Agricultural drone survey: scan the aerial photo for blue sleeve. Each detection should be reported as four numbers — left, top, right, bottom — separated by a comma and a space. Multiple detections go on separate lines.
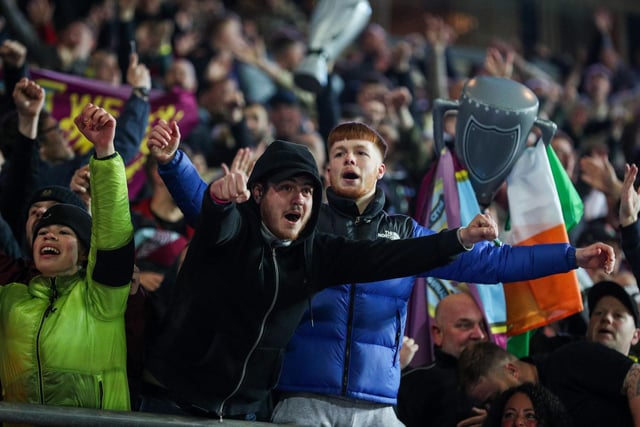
157, 150, 208, 226
114, 94, 150, 164
410, 220, 577, 283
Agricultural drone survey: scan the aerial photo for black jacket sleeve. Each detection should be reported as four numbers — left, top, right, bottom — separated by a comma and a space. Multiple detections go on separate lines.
0, 133, 39, 249
621, 220, 640, 284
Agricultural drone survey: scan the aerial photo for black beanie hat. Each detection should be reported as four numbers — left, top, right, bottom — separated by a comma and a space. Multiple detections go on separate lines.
32, 204, 92, 251
28, 185, 87, 212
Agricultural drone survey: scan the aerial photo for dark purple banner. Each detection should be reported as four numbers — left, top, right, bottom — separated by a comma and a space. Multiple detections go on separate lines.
30, 68, 199, 198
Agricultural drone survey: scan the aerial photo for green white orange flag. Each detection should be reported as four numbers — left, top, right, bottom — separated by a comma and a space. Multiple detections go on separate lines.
503, 141, 584, 337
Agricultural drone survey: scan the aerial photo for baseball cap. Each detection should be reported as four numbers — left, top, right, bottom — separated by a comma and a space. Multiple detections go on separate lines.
588, 280, 640, 327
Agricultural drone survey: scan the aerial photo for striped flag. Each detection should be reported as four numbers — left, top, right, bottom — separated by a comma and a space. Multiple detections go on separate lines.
503, 141, 583, 337
407, 147, 507, 366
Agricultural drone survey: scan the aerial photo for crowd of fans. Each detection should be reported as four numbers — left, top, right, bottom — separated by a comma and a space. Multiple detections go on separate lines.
1, 0, 640, 425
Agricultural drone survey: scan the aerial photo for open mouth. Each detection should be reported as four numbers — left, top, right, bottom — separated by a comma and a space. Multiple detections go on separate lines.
597, 328, 614, 337
40, 246, 60, 255
343, 172, 360, 180
285, 212, 301, 222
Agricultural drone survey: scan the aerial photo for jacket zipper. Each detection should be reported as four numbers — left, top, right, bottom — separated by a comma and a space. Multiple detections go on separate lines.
341, 284, 357, 395
217, 247, 280, 420
36, 278, 58, 404
98, 377, 104, 409
393, 310, 401, 366
341, 215, 370, 394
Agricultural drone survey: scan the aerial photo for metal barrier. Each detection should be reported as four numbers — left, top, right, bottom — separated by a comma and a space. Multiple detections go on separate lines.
0, 402, 281, 426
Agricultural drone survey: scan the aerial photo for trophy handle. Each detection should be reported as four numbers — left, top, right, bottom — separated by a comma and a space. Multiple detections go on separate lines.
534, 118, 558, 146
433, 98, 459, 155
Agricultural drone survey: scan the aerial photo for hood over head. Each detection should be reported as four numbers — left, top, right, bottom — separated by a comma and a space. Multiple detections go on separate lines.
247, 139, 323, 238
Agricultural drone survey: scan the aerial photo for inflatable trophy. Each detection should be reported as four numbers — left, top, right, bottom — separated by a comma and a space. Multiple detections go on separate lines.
432, 76, 557, 207
294, 0, 372, 93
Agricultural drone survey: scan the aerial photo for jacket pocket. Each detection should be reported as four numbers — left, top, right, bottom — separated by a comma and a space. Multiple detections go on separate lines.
39, 370, 105, 408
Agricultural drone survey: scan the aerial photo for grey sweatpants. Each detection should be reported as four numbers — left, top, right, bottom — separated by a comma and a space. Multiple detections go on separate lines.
271, 394, 406, 427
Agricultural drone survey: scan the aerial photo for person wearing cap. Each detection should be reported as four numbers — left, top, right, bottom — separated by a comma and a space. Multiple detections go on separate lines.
144, 119, 616, 424
587, 280, 640, 357
0, 104, 134, 411
141, 125, 502, 421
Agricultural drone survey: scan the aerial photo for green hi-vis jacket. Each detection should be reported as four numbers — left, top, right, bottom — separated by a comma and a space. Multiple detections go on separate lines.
0, 153, 134, 411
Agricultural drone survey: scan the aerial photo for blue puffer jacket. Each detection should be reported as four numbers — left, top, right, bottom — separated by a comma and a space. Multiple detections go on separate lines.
158, 150, 578, 405
276, 187, 576, 404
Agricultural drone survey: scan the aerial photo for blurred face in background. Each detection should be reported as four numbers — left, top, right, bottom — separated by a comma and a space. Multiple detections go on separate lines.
551, 134, 576, 182
165, 59, 197, 92
38, 115, 74, 163
59, 21, 95, 59
244, 103, 271, 143
90, 50, 121, 86
269, 103, 302, 140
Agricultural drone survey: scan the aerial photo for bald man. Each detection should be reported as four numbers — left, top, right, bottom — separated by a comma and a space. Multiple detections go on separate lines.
397, 292, 489, 427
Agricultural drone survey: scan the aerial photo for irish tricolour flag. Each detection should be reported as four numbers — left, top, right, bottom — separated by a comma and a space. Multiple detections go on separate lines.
503, 141, 583, 337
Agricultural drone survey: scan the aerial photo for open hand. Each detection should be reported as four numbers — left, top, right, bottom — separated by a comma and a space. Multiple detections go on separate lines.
209, 165, 250, 204
619, 164, 640, 227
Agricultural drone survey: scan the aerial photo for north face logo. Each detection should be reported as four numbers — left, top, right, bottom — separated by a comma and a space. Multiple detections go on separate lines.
377, 230, 400, 240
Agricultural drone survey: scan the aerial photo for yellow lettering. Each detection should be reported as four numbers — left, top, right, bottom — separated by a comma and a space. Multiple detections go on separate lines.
64, 93, 125, 154
35, 78, 67, 112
